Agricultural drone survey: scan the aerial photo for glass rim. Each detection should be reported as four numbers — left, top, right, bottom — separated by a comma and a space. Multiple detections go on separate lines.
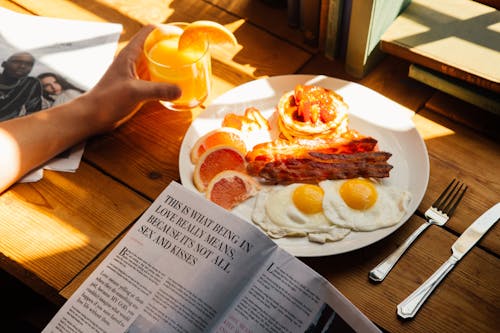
143, 22, 210, 69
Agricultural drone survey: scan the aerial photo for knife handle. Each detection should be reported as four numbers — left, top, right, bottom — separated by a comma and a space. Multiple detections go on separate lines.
397, 256, 458, 319
369, 222, 430, 282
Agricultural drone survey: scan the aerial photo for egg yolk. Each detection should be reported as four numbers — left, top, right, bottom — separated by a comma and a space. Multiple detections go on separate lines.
339, 179, 378, 210
292, 184, 324, 214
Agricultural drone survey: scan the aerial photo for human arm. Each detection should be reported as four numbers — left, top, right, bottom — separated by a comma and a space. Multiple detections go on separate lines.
0, 25, 181, 193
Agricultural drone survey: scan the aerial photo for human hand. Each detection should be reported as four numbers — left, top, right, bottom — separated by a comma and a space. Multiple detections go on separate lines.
84, 25, 181, 133
0, 25, 182, 192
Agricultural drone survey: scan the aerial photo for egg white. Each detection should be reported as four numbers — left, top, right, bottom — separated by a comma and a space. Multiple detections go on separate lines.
319, 179, 412, 231
251, 184, 350, 243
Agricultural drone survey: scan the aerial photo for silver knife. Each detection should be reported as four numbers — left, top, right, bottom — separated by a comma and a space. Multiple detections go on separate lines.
397, 202, 500, 319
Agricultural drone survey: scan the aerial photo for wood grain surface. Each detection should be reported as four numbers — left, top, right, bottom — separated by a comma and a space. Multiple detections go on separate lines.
1, 1, 499, 332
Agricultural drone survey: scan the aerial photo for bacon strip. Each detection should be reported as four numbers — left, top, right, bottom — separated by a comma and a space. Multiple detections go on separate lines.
247, 152, 393, 184
246, 134, 378, 163
245, 133, 393, 184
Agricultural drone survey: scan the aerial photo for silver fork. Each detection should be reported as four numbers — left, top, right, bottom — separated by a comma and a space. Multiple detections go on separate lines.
369, 179, 467, 282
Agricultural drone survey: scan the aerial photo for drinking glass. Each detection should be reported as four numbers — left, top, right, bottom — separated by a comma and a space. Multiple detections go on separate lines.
143, 23, 212, 111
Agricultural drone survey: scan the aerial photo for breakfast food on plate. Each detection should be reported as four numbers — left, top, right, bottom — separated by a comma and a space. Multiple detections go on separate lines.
243, 84, 393, 184
251, 179, 411, 242
248, 150, 392, 184
190, 108, 270, 207
190, 127, 247, 164
251, 183, 351, 243
222, 107, 271, 132
247, 131, 378, 160
222, 107, 274, 150
319, 178, 411, 231
193, 146, 246, 192
206, 170, 260, 210
246, 134, 393, 184
188, 83, 409, 243
278, 84, 349, 140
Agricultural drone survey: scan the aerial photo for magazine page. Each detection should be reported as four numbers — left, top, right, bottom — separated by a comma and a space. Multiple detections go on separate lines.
43, 181, 379, 333
0, 8, 122, 180
43, 181, 279, 333
211, 249, 380, 333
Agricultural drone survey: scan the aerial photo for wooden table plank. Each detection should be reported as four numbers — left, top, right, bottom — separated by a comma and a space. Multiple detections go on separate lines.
425, 91, 500, 141
0, 0, 30, 12
93, 0, 173, 25
13, 0, 313, 73
303, 215, 500, 333
0, 163, 150, 298
12, 0, 123, 22
413, 110, 500, 255
2, 2, 498, 333
206, 0, 310, 52
85, 103, 192, 199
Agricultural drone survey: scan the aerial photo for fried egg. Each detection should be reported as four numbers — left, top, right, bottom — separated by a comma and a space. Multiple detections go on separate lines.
251, 183, 351, 243
319, 178, 411, 231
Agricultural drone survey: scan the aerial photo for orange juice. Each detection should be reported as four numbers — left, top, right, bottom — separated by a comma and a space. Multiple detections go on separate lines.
144, 24, 211, 111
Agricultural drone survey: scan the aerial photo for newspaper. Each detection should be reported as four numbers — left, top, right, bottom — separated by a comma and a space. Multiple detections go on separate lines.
43, 182, 380, 333
0, 8, 122, 182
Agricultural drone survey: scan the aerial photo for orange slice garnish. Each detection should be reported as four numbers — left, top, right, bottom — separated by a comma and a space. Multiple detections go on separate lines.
178, 20, 237, 50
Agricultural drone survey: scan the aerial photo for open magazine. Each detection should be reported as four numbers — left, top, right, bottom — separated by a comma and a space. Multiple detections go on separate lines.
43, 182, 381, 333
0, 8, 122, 182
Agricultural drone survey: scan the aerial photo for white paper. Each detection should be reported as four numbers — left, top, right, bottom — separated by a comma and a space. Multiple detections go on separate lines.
0, 8, 122, 90
0, 8, 122, 181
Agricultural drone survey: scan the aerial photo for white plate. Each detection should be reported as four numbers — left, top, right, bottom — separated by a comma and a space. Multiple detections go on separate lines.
179, 75, 429, 257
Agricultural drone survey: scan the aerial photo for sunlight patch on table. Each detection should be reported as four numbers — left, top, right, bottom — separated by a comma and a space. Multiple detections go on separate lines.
100, 0, 173, 24
0, 191, 90, 263
413, 113, 455, 140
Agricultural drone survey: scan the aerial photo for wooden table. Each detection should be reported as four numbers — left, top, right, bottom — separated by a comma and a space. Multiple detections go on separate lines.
1, 1, 499, 332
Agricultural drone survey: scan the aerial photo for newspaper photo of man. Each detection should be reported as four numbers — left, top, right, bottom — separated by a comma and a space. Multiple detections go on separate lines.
0, 51, 46, 121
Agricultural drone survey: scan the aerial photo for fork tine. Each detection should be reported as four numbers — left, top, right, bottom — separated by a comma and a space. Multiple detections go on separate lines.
444, 183, 467, 216
439, 180, 460, 211
433, 178, 458, 209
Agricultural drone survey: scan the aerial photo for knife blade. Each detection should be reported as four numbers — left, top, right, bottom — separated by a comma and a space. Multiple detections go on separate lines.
397, 202, 500, 319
